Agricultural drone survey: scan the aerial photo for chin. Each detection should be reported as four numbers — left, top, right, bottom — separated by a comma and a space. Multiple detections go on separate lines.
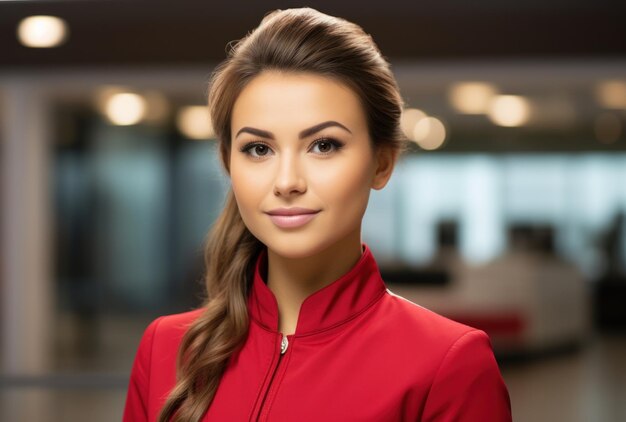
261, 236, 338, 260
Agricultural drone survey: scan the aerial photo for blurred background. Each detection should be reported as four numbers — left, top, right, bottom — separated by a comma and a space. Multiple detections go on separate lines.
1, 1, 626, 421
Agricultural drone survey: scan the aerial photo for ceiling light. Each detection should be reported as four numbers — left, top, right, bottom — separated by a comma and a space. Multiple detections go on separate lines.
400, 108, 427, 141
595, 80, 626, 109
448, 82, 498, 114
104, 93, 147, 126
413, 116, 447, 150
176, 106, 214, 140
487, 95, 531, 127
17, 15, 68, 48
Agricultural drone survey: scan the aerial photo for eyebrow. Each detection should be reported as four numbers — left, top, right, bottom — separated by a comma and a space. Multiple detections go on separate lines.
235, 120, 352, 140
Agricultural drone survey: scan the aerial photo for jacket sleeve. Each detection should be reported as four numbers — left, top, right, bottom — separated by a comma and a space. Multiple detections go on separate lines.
422, 329, 512, 422
123, 316, 163, 422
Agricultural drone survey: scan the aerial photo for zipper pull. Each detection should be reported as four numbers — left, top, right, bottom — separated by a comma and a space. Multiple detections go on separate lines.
280, 334, 289, 355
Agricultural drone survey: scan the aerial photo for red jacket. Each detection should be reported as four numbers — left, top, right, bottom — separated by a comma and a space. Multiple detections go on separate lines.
124, 243, 512, 421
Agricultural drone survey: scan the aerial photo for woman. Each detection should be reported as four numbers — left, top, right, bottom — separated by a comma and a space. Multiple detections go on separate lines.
123, 7, 512, 422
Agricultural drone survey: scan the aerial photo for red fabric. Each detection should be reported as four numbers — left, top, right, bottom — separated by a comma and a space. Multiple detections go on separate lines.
123, 243, 512, 421
446, 313, 526, 336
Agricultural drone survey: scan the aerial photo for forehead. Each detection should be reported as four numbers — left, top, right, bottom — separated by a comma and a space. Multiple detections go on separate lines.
231, 71, 367, 136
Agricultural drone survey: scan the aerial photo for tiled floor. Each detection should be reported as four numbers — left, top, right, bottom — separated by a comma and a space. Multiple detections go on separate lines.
1, 316, 625, 422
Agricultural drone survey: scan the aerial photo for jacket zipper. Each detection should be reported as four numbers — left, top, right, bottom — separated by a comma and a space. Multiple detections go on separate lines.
254, 333, 290, 421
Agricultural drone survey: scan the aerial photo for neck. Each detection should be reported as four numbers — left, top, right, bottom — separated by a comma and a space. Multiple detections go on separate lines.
266, 230, 364, 335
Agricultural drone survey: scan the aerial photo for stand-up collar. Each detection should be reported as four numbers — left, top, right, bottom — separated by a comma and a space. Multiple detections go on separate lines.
247, 243, 386, 336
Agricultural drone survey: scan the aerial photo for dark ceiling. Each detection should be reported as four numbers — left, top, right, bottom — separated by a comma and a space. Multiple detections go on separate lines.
1, 0, 626, 69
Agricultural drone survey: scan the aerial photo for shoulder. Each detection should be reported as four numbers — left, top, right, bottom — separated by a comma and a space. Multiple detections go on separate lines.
151, 308, 205, 332
372, 289, 504, 379
358, 288, 495, 369
377, 290, 511, 420
145, 308, 205, 345
124, 308, 205, 421
379, 288, 479, 345
137, 310, 205, 387
132, 308, 205, 365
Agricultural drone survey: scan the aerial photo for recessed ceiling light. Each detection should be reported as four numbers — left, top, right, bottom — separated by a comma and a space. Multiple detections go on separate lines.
17, 15, 68, 48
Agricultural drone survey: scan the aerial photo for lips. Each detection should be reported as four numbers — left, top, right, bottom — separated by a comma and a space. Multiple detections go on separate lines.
266, 207, 319, 216
265, 208, 320, 228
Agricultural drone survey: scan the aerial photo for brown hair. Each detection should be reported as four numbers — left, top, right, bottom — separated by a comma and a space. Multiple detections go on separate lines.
158, 7, 406, 421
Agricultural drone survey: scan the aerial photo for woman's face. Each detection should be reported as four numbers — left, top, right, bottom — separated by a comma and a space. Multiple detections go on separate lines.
229, 71, 394, 259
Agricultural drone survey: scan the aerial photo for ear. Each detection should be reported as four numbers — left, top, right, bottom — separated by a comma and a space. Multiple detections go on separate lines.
371, 146, 397, 190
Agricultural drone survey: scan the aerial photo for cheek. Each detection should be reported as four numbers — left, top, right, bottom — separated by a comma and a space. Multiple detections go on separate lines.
230, 160, 277, 242
230, 161, 266, 211
231, 153, 270, 185
311, 157, 373, 207
231, 172, 264, 238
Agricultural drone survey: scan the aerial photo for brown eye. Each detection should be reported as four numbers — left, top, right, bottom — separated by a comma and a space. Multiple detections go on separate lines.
240, 142, 273, 159
317, 141, 332, 153
254, 145, 269, 156
310, 138, 344, 155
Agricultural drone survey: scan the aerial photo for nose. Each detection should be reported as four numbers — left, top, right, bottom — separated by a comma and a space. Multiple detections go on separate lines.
273, 152, 306, 197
